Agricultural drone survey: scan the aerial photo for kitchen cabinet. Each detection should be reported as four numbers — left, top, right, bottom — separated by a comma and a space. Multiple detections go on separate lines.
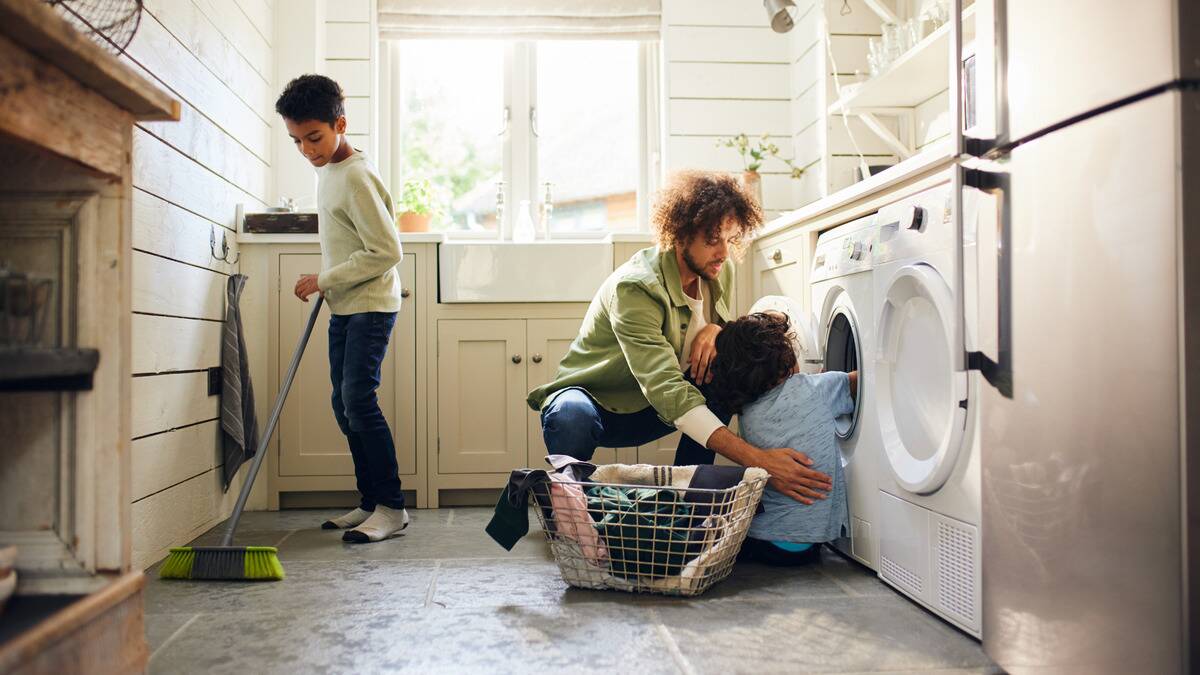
437, 317, 590, 474
274, 252, 420, 480
752, 231, 812, 313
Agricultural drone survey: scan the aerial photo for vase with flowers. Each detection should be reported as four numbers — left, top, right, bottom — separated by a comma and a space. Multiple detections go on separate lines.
715, 133, 805, 206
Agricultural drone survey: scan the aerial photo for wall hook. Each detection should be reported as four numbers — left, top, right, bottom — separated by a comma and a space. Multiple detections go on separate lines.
210, 226, 239, 264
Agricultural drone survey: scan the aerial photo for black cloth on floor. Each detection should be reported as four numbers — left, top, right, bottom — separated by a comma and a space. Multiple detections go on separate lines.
486, 469, 551, 551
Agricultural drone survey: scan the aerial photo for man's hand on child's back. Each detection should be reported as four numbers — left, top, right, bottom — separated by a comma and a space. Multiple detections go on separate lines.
294, 274, 322, 301
757, 447, 833, 505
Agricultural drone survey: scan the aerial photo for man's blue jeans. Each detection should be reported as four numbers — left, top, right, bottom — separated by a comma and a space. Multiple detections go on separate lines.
539, 378, 733, 466
328, 311, 405, 511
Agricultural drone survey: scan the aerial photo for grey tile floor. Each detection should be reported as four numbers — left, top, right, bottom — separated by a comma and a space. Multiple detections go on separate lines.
144, 507, 999, 675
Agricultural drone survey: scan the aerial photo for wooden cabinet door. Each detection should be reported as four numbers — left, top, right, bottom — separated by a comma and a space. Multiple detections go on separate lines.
753, 233, 810, 312
638, 430, 682, 466
437, 319, 527, 474
525, 318, 583, 466
277, 253, 398, 476
393, 254, 418, 475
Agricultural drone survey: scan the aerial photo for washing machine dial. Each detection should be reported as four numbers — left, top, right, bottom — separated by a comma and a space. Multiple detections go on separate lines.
902, 205, 925, 231
848, 240, 864, 260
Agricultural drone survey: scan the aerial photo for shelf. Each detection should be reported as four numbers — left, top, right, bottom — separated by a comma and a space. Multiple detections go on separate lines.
0, 0, 178, 121
0, 347, 99, 391
829, 4, 976, 114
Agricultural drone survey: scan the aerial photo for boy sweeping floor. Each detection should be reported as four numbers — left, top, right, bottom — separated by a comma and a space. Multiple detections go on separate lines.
275, 74, 409, 543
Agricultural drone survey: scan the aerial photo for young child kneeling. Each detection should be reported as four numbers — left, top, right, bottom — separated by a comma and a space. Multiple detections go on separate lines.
710, 312, 858, 566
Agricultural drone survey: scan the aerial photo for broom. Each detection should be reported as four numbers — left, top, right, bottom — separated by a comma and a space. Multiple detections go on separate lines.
161, 295, 325, 581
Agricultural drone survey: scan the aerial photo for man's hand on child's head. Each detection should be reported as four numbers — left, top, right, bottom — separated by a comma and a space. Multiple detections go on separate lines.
294, 274, 321, 301
688, 324, 722, 384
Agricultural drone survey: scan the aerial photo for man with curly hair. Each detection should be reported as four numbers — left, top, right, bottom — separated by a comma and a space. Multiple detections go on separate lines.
527, 171, 833, 504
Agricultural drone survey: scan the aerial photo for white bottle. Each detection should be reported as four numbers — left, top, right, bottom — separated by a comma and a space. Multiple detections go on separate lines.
513, 199, 536, 243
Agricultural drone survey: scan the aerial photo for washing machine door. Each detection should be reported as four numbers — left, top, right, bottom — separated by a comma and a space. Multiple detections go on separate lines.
819, 290, 862, 441
876, 263, 968, 494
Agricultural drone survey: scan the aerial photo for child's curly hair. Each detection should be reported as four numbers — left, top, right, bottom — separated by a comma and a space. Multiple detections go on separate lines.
275, 74, 345, 125
650, 171, 763, 258
711, 312, 797, 414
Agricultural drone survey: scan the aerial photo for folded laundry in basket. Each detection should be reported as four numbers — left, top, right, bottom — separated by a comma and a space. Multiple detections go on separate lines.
548, 478, 608, 563
585, 486, 703, 580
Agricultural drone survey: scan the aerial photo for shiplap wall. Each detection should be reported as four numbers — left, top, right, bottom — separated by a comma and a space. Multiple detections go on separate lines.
123, 0, 274, 569
661, 0, 911, 215
662, 0, 799, 221
324, 0, 376, 158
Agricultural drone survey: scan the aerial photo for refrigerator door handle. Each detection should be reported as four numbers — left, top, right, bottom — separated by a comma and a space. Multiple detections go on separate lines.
964, 167, 1013, 398
952, 0, 968, 374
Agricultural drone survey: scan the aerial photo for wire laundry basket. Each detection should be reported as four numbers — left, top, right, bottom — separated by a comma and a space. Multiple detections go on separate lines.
531, 471, 767, 597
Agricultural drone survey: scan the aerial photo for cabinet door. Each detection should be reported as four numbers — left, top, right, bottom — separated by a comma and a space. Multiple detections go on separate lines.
393, 255, 418, 475
277, 254, 406, 477
525, 318, 582, 466
753, 234, 810, 311
638, 431, 682, 466
437, 319, 527, 474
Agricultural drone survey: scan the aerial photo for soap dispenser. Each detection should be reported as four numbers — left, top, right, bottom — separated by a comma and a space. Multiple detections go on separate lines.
513, 199, 536, 243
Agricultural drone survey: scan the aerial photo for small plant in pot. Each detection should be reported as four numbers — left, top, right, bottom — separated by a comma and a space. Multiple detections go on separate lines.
398, 178, 439, 232
715, 133, 805, 206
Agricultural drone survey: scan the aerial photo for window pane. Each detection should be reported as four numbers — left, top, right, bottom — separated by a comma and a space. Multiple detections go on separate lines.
397, 41, 504, 233
536, 41, 639, 234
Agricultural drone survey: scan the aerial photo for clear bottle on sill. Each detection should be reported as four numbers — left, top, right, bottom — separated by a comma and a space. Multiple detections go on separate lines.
513, 199, 536, 243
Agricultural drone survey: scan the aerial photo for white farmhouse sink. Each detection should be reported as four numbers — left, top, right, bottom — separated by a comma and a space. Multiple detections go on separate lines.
438, 240, 614, 303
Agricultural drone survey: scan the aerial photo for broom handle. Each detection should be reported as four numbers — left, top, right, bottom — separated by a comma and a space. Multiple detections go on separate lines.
221, 294, 325, 547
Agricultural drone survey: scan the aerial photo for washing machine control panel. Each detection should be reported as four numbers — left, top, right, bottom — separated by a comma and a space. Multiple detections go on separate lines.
873, 185, 958, 265
811, 220, 878, 283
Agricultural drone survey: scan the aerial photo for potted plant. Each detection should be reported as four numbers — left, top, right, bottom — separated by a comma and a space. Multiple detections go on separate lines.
716, 133, 805, 205
398, 178, 438, 232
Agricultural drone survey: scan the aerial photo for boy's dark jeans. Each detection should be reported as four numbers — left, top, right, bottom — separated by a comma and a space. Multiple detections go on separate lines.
328, 311, 404, 511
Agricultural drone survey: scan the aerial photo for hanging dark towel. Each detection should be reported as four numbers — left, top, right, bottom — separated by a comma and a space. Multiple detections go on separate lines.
220, 274, 258, 491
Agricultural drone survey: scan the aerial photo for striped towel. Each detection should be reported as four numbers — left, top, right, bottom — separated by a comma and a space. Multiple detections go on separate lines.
220, 274, 258, 491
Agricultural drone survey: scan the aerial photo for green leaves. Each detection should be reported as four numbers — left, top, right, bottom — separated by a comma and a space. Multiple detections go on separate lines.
400, 178, 441, 217
714, 133, 806, 179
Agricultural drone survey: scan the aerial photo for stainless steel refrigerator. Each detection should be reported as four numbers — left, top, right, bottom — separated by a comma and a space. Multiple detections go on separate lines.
953, 1, 1200, 672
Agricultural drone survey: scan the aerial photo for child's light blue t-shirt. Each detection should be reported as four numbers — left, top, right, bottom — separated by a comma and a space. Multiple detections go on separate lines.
739, 371, 855, 544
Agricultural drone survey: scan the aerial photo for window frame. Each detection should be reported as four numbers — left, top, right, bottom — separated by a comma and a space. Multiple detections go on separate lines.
380, 38, 661, 240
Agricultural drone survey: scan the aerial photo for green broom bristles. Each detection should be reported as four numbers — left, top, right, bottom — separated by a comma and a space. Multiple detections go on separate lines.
159, 546, 284, 581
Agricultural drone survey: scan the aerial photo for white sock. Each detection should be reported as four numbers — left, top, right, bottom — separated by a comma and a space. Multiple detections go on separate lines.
343, 505, 409, 543
321, 507, 373, 530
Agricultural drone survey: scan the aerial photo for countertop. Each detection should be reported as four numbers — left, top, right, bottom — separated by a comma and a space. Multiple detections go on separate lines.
236, 230, 654, 245
755, 140, 954, 241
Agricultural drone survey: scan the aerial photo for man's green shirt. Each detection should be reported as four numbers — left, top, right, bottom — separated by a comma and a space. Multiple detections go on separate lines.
526, 246, 734, 425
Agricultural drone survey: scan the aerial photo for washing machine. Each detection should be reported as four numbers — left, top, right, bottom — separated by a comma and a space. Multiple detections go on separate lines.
872, 180, 985, 637
809, 213, 882, 571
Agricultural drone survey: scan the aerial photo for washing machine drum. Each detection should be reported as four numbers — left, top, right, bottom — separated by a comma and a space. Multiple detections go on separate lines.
822, 310, 860, 440
749, 295, 819, 373
876, 263, 968, 495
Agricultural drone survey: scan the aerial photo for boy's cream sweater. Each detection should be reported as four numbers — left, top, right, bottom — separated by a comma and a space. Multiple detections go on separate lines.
315, 152, 403, 315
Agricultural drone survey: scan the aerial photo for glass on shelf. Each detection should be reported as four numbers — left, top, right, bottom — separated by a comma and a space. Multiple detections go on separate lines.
868, 36, 884, 77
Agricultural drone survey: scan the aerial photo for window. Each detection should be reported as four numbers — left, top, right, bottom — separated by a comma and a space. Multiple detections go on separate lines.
391, 40, 654, 237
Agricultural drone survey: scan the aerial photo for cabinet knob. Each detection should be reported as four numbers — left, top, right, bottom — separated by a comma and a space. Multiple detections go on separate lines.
401, 288, 411, 298
531, 354, 543, 363
772, 248, 783, 263
512, 354, 522, 364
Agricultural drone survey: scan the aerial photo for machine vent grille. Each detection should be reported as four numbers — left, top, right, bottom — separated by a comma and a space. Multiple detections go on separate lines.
881, 555, 922, 594
935, 520, 976, 622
